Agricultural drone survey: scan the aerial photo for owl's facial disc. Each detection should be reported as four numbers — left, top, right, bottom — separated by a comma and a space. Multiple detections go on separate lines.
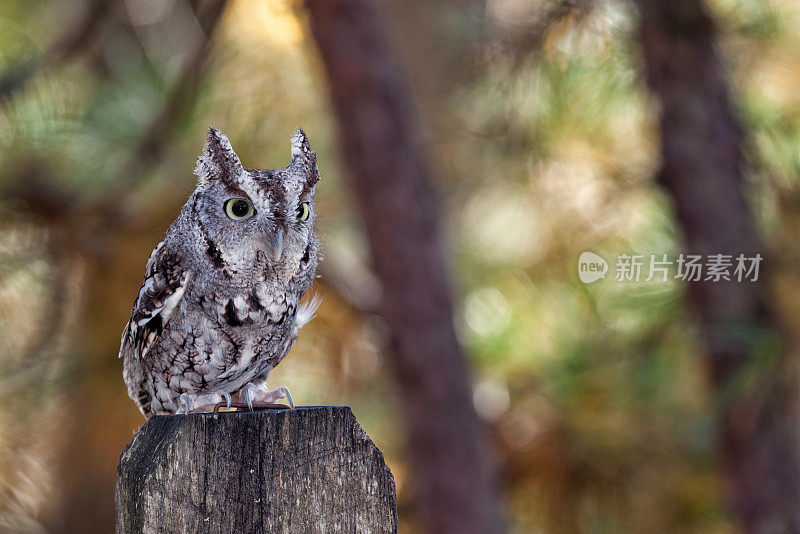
192, 128, 318, 279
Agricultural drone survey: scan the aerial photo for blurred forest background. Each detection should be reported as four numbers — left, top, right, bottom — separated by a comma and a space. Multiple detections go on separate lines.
1, 0, 799, 532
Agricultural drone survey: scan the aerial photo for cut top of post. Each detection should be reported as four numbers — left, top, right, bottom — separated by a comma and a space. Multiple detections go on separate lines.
116, 406, 397, 534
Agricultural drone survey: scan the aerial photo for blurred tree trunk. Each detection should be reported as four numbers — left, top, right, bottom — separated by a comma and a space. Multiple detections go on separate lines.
304, 1, 505, 533
635, 1, 800, 531
383, 0, 485, 135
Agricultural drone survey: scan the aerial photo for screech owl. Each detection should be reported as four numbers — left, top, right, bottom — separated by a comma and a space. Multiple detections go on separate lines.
120, 128, 320, 419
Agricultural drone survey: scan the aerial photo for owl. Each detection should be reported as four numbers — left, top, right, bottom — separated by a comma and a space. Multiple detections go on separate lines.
119, 128, 320, 419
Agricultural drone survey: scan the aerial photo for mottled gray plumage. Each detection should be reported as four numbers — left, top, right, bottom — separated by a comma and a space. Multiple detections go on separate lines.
120, 128, 320, 419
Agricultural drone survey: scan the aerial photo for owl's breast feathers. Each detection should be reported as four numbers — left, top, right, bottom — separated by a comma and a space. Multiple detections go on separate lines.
120, 238, 312, 417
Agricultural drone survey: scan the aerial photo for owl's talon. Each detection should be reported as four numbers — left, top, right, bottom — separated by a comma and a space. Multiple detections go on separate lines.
242, 385, 256, 411
177, 392, 190, 415
240, 382, 294, 410
216, 390, 232, 409
276, 386, 294, 409
176, 390, 235, 414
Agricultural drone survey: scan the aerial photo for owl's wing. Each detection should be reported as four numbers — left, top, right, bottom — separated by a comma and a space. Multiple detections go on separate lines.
119, 240, 191, 364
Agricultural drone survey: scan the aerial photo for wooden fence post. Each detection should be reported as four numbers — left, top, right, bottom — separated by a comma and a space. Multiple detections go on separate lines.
116, 406, 397, 533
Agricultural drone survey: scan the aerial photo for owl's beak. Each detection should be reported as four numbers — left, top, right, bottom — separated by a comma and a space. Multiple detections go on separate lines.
263, 227, 284, 262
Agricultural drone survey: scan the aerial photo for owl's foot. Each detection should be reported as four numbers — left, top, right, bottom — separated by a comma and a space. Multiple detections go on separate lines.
175, 390, 232, 415
241, 382, 295, 410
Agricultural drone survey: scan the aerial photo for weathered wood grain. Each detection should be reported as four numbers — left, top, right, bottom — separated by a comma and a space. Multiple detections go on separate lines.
116, 406, 397, 533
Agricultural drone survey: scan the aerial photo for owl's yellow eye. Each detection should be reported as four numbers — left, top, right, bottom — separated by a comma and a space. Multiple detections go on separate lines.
297, 202, 310, 221
224, 198, 254, 220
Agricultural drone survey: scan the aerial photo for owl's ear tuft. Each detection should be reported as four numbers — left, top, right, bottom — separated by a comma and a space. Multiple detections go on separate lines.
289, 128, 320, 188
195, 127, 245, 186
290, 128, 312, 161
